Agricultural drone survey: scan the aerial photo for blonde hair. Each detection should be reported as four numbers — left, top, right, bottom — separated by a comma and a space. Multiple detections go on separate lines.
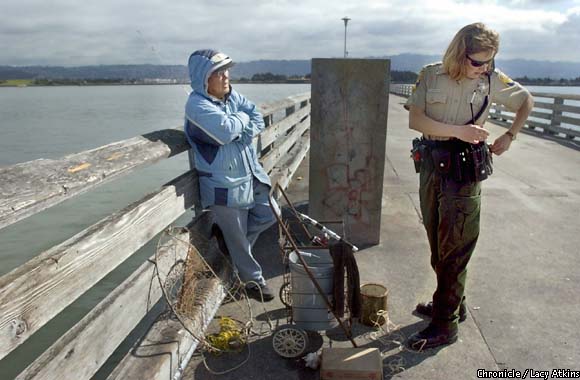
442, 22, 499, 80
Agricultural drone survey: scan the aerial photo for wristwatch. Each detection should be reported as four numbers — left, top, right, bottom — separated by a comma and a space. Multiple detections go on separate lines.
505, 131, 516, 141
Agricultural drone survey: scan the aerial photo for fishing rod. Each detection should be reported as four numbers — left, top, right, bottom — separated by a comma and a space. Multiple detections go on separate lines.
296, 212, 359, 252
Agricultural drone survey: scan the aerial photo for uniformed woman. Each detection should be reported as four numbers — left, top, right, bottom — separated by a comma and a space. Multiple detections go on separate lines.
405, 22, 533, 350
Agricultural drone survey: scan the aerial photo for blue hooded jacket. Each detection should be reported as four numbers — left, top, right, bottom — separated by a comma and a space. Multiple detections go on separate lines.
184, 50, 271, 209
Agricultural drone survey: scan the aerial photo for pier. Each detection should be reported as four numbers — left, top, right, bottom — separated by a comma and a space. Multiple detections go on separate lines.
183, 92, 580, 379
1, 77, 579, 379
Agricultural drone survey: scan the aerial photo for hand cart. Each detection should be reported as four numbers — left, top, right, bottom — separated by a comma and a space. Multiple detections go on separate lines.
268, 183, 359, 358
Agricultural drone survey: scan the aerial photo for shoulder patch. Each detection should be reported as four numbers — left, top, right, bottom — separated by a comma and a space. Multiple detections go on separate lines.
498, 71, 515, 87
413, 70, 424, 93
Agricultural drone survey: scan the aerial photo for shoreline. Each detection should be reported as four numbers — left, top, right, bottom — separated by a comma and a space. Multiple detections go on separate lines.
2, 80, 580, 88
0, 80, 312, 87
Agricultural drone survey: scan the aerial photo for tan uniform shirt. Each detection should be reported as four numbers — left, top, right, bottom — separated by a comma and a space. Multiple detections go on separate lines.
405, 62, 530, 140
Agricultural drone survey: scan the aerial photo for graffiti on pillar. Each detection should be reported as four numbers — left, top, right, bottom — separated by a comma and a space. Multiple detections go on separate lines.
309, 60, 389, 245
321, 144, 377, 226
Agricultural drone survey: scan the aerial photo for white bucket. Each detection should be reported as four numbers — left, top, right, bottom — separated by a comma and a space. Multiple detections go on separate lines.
289, 250, 338, 331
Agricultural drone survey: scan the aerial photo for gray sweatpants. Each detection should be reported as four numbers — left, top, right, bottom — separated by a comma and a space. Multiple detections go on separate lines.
210, 181, 279, 285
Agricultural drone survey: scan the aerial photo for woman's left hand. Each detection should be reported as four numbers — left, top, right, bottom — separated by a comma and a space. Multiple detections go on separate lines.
490, 133, 512, 155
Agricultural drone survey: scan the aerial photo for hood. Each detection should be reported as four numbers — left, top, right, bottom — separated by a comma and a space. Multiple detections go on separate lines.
188, 49, 234, 98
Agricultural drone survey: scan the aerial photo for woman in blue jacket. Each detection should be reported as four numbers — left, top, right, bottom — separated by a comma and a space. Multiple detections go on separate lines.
184, 49, 277, 301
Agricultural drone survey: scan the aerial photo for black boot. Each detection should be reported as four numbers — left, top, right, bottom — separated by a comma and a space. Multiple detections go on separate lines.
245, 282, 275, 302
415, 301, 467, 322
407, 323, 458, 350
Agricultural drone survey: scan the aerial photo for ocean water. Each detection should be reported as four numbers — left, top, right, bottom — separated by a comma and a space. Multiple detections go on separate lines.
0, 83, 309, 379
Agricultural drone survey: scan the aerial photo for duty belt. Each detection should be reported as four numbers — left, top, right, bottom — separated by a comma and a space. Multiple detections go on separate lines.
411, 138, 493, 183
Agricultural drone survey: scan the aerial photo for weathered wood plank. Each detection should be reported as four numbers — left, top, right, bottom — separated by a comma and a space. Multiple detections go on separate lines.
532, 101, 556, 110
557, 103, 580, 114
107, 212, 231, 380
396, 87, 580, 105
489, 118, 580, 138
531, 92, 580, 101
490, 105, 551, 120
271, 132, 310, 193
529, 111, 553, 120
492, 113, 580, 134
529, 102, 580, 114
560, 115, 580, 127
260, 104, 311, 149
107, 268, 226, 380
494, 113, 514, 121
0, 128, 189, 231
544, 124, 580, 138
490, 117, 571, 134
0, 171, 199, 361
259, 93, 310, 118
261, 116, 311, 173
527, 119, 550, 129
15, 228, 191, 380
108, 316, 194, 380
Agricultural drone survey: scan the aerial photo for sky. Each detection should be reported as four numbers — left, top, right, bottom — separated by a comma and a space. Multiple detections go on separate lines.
1, 0, 580, 66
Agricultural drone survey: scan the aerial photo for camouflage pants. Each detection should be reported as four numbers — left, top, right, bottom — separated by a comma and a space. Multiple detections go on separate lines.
419, 156, 481, 329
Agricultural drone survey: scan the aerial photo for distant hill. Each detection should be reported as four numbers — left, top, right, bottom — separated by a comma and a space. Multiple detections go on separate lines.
233, 60, 311, 79
494, 59, 580, 80
1, 54, 579, 81
0, 65, 189, 81
233, 54, 580, 79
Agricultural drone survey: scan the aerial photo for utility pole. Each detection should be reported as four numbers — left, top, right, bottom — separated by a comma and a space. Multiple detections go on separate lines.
342, 17, 350, 58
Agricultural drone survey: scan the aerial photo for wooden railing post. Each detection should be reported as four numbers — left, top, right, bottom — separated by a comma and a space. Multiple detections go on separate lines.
263, 114, 273, 127
285, 104, 296, 117
549, 97, 564, 135
494, 103, 502, 121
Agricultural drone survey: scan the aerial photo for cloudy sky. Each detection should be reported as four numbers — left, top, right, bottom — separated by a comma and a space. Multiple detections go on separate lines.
1, 0, 580, 66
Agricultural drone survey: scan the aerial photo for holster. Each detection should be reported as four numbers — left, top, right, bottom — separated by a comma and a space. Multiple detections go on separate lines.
411, 138, 424, 173
415, 138, 493, 183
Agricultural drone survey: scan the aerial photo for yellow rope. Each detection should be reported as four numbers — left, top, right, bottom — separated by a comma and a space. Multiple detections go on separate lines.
205, 317, 246, 354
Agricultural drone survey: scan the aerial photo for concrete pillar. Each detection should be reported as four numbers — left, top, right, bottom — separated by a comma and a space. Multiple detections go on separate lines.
309, 59, 390, 247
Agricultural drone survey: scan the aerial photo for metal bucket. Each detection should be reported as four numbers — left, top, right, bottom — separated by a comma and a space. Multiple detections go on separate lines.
360, 283, 388, 326
289, 250, 338, 331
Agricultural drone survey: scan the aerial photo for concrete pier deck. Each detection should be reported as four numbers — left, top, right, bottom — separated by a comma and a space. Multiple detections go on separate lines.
184, 94, 580, 379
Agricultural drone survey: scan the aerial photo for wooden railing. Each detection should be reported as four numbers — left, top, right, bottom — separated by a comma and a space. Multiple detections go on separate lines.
391, 84, 580, 141
390, 83, 414, 98
489, 92, 580, 140
0, 92, 311, 380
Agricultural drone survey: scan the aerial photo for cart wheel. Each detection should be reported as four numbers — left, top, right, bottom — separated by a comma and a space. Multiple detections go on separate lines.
272, 325, 308, 358
279, 281, 292, 307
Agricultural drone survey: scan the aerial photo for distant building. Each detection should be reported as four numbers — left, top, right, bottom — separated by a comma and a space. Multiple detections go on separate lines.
142, 78, 178, 84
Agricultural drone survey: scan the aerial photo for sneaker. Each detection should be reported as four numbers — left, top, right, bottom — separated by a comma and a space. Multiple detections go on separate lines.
415, 301, 467, 322
407, 323, 458, 351
246, 282, 275, 302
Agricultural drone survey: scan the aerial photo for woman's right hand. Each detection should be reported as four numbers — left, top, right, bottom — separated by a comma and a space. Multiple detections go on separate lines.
456, 124, 490, 144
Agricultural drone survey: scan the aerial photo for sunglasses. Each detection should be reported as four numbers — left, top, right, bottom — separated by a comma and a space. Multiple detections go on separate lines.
211, 68, 229, 78
466, 54, 493, 68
